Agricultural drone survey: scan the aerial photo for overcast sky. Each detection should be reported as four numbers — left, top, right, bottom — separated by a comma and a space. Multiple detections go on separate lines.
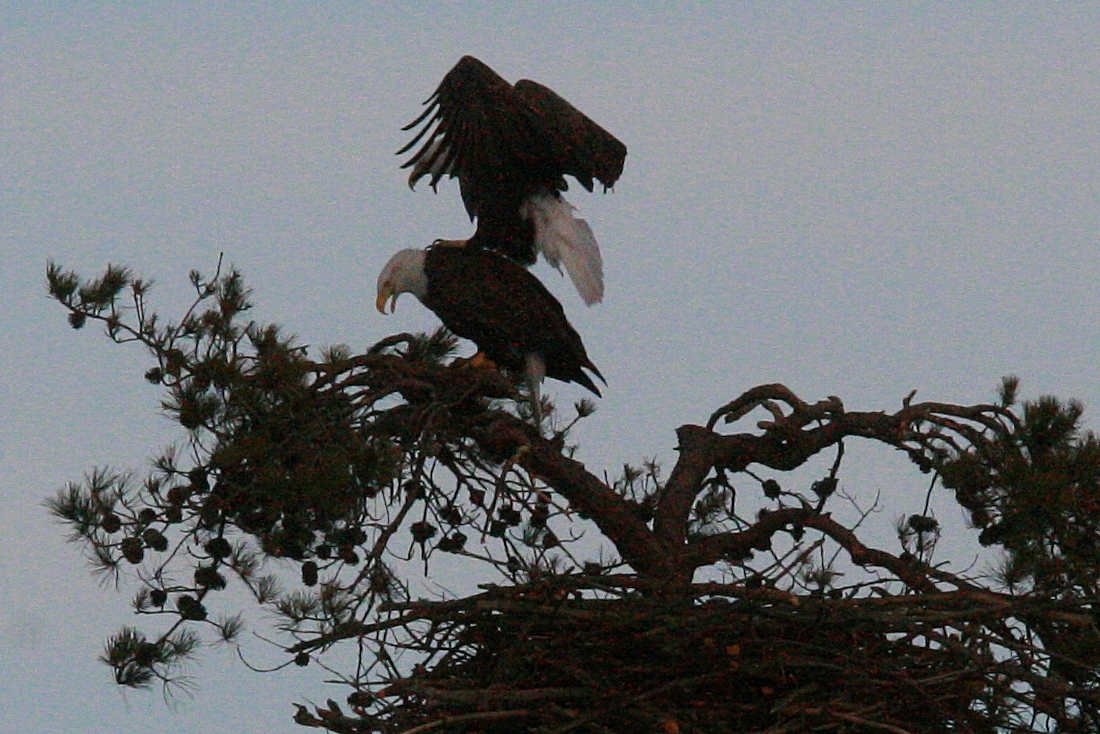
3, 4, 1100, 732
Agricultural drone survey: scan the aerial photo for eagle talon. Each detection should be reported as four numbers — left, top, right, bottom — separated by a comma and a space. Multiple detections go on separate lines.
467, 352, 498, 371
451, 352, 499, 371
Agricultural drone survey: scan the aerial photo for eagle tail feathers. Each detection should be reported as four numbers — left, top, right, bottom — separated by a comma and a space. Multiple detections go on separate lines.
522, 193, 605, 306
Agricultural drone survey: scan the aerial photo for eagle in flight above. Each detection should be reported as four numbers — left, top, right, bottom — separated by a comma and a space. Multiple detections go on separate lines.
397, 55, 628, 306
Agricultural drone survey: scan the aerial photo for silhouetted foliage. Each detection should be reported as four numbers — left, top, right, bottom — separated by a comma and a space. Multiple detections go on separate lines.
48, 263, 1100, 733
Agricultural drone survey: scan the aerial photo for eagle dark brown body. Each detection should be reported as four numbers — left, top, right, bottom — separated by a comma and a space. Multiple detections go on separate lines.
420, 245, 604, 396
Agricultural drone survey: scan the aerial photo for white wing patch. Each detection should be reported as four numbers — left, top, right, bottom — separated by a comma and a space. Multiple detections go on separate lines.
520, 193, 605, 306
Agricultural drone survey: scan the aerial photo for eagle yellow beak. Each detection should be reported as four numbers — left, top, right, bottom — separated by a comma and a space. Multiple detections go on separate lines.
376, 287, 397, 314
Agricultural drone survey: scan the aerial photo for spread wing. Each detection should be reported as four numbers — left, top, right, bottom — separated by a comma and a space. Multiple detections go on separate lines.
398, 56, 626, 218
512, 79, 627, 192
398, 56, 551, 220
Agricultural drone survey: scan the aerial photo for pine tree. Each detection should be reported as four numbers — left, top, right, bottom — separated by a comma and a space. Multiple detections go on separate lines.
48, 262, 1100, 733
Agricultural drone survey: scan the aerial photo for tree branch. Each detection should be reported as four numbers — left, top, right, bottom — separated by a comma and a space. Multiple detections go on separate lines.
687, 507, 939, 592
511, 421, 681, 583
655, 388, 1013, 553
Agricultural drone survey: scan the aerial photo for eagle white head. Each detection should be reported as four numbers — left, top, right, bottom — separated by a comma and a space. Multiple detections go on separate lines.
376, 248, 428, 314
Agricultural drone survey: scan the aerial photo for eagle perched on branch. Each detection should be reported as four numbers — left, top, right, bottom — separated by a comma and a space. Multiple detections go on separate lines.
377, 243, 605, 401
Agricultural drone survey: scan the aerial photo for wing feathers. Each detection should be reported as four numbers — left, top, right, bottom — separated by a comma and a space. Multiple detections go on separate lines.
400, 56, 625, 207
512, 79, 627, 190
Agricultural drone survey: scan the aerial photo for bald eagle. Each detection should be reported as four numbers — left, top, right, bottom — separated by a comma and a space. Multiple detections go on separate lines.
377, 242, 605, 415
398, 55, 627, 306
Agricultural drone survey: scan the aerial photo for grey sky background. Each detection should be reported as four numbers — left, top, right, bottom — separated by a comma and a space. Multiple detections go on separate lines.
3, 4, 1099, 732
